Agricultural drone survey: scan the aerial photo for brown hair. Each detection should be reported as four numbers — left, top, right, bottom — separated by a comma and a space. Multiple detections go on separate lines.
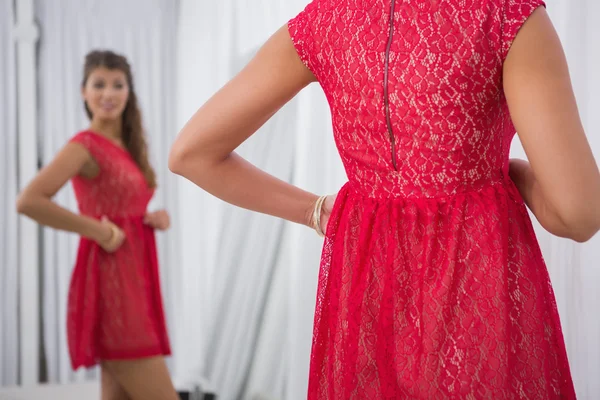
82, 50, 157, 188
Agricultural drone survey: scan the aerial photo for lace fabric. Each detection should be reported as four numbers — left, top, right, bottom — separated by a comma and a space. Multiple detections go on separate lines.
289, 0, 576, 398
66, 131, 170, 369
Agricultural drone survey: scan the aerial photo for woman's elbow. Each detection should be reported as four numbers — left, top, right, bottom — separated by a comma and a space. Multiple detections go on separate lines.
568, 220, 600, 243
559, 208, 600, 243
169, 137, 224, 179
16, 193, 34, 215
168, 141, 191, 176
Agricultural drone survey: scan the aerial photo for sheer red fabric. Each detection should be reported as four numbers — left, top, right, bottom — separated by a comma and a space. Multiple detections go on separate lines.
289, 0, 576, 398
67, 131, 170, 369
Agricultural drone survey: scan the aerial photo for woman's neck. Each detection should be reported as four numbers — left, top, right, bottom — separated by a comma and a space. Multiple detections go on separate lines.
89, 119, 123, 140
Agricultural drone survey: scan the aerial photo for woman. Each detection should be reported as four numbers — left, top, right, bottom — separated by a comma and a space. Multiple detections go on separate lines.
17, 50, 179, 400
170, 0, 600, 398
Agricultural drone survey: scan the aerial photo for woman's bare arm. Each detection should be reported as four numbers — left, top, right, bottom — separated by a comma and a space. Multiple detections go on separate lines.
504, 7, 600, 242
16, 142, 112, 243
169, 26, 320, 227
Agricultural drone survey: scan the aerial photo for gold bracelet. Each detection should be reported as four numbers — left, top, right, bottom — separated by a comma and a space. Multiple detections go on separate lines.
312, 195, 327, 237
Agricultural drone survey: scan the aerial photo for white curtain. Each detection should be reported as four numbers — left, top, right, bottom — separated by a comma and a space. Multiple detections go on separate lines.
175, 2, 345, 399
0, 0, 19, 387
35, 0, 180, 384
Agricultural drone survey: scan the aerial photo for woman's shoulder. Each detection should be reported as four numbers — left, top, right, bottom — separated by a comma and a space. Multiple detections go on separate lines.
69, 130, 98, 145
68, 130, 112, 160
292, 0, 341, 21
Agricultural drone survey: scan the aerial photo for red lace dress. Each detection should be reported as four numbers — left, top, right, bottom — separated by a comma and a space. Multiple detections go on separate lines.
66, 131, 171, 369
288, 0, 576, 398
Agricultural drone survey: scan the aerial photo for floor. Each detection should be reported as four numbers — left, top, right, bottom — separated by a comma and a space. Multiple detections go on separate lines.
0, 382, 99, 400
0, 383, 208, 400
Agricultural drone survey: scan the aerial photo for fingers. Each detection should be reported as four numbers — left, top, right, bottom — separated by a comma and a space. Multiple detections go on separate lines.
144, 211, 170, 230
318, 193, 338, 235
107, 230, 125, 253
324, 194, 337, 213
114, 230, 126, 247
109, 211, 170, 231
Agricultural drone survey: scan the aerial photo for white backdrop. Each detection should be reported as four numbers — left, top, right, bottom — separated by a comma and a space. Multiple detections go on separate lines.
0, 0, 19, 387
34, 0, 180, 384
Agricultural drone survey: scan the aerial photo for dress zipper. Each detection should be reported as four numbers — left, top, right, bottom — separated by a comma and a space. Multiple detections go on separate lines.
384, 0, 399, 171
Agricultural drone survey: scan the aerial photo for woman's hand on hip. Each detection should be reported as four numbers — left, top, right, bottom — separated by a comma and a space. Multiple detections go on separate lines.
144, 209, 171, 231
319, 193, 337, 236
96, 217, 126, 253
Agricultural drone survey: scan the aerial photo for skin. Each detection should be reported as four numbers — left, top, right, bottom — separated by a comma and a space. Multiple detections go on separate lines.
169, 25, 335, 233
505, 8, 600, 242
16, 67, 177, 400
169, 8, 599, 243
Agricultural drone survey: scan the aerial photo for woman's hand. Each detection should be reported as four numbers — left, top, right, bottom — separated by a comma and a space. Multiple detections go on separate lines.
318, 193, 337, 236
96, 216, 126, 253
144, 209, 171, 231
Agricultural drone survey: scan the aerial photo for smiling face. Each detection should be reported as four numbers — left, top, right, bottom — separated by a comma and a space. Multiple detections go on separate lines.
82, 67, 130, 122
